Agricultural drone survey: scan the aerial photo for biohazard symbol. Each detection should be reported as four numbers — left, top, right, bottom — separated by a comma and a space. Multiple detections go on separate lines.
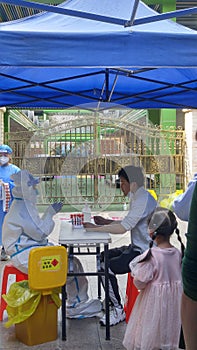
41, 255, 61, 271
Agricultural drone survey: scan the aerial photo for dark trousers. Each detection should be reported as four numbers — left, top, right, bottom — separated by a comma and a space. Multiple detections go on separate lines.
101, 245, 140, 308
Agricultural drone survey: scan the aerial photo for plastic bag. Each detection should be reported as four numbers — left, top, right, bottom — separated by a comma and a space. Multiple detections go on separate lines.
159, 190, 183, 210
3, 281, 61, 328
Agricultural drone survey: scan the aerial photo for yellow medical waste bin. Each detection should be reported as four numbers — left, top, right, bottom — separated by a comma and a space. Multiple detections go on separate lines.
4, 246, 68, 346
15, 294, 58, 346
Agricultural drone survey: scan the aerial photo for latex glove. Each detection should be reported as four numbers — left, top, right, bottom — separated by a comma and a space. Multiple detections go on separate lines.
51, 202, 63, 213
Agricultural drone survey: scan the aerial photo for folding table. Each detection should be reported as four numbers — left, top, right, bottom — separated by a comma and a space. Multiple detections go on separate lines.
59, 221, 112, 341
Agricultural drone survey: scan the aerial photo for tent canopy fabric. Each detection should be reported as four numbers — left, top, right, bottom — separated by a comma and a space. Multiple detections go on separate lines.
0, 0, 197, 109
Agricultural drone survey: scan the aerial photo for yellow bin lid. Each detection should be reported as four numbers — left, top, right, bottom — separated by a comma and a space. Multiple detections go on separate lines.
28, 246, 68, 291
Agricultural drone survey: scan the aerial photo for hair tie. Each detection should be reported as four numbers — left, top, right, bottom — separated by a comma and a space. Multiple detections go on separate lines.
152, 231, 157, 240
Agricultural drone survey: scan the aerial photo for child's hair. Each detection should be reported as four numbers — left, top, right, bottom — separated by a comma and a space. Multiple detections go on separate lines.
140, 207, 185, 262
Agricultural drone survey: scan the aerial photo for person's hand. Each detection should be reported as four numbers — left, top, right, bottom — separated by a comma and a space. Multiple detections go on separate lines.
83, 222, 97, 229
51, 202, 63, 213
94, 215, 113, 225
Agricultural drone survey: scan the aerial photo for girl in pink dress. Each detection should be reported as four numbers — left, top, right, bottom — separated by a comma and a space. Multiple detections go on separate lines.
123, 207, 185, 350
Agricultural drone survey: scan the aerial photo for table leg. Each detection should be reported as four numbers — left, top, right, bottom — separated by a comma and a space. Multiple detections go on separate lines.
68, 246, 74, 272
96, 245, 101, 299
61, 283, 67, 340
104, 243, 110, 340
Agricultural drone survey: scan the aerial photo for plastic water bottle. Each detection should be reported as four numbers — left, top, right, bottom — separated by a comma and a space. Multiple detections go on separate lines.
123, 202, 127, 211
82, 201, 91, 222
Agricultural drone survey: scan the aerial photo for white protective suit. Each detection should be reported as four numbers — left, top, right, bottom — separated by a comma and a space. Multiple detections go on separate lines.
2, 170, 101, 318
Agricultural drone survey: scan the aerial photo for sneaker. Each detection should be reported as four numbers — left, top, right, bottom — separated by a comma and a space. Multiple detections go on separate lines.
0, 248, 9, 261
100, 306, 126, 326
101, 299, 113, 311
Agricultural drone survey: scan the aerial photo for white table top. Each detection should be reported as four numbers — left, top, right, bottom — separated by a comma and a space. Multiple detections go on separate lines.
59, 221, 112, 245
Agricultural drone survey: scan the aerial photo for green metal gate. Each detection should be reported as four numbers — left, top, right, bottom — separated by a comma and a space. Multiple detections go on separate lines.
5, 113, 185, 211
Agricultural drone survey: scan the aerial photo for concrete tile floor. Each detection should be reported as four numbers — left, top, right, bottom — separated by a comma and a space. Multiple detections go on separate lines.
0, 211, 187, 349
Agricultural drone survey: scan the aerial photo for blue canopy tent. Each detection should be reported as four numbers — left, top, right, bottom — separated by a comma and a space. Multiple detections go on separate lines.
0, 0, 197, 109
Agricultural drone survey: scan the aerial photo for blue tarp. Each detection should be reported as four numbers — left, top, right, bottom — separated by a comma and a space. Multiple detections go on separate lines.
0, 0, 197, 109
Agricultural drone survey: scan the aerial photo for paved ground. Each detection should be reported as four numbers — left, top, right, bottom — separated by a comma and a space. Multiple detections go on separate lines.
0, 210, 187, 349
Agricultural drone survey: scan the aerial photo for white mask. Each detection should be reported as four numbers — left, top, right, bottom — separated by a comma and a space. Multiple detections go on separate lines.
0, 156, 9, 165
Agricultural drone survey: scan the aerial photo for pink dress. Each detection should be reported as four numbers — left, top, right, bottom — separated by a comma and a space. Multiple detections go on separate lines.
123, 247, 182, 350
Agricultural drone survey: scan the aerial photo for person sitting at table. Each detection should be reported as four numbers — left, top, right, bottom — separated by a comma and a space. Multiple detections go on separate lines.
2, 169, 102, 318
83, 165, 157, 326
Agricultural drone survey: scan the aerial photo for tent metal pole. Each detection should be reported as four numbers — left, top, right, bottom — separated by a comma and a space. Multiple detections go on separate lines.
133, 7, 197, 26
124, 0, 140, 27
105, 69, 109, 102
108, 74, 118, 102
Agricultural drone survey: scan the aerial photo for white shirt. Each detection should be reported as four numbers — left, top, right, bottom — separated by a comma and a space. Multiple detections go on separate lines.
121, 186, 157, 253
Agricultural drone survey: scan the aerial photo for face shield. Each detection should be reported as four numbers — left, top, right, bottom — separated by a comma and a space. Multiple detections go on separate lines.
11, 170, 40, 203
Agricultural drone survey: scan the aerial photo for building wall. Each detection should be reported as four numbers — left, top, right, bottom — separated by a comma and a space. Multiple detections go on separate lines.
0, 108, 6, 144
184, 110, 197, 181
